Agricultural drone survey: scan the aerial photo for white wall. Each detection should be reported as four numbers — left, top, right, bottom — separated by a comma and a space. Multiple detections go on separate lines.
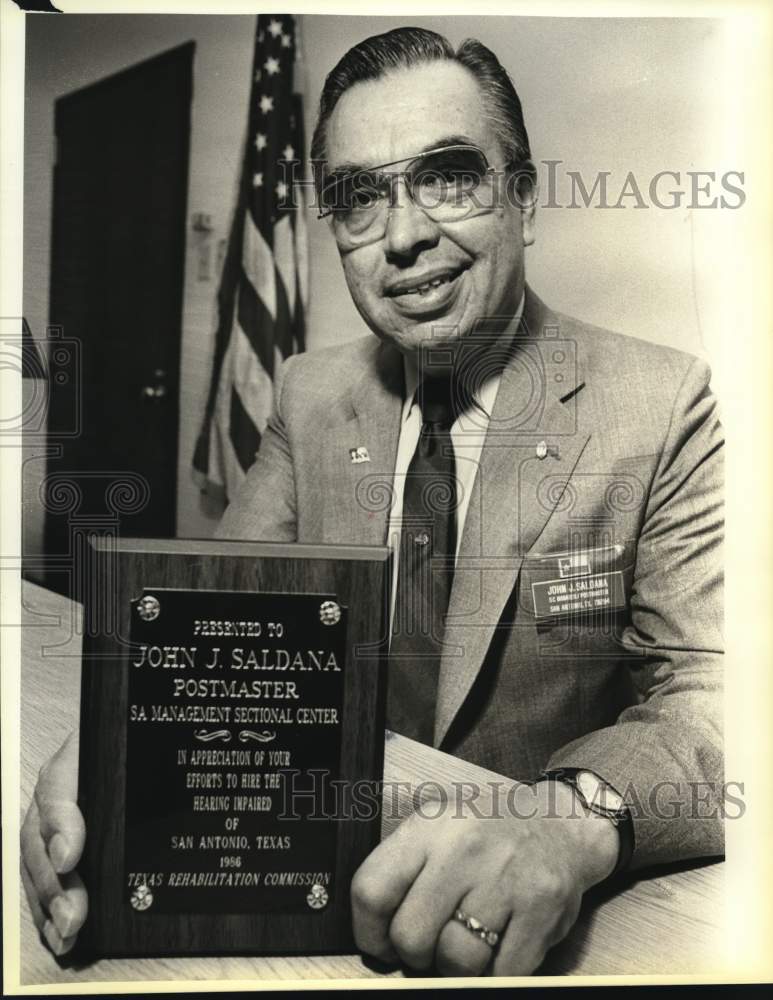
24, 14, 736, 547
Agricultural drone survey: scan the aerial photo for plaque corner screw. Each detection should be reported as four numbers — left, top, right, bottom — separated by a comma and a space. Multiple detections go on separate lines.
130, 883, 154, 911
319, 600, 341, 626
137, 594, 160, 621
307, 883, 329, 909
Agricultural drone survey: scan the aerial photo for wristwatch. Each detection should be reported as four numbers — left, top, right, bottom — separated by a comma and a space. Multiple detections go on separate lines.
538, 767, 635, 877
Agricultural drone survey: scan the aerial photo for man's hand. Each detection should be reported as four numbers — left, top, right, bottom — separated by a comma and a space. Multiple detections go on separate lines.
21, 731, 88, 955
351, 780, 619, 976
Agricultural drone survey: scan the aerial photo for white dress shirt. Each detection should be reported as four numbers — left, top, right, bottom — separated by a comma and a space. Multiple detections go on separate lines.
387, 294, 525, 634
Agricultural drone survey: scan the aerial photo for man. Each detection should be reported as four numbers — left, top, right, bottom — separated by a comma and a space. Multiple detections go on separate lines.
22, 27, 723, 976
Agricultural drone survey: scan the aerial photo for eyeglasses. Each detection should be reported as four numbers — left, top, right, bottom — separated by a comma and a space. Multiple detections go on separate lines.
317, 144, 508, 250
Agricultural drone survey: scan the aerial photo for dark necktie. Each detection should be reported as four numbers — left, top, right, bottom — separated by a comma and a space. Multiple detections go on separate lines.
387, 377, 458, 744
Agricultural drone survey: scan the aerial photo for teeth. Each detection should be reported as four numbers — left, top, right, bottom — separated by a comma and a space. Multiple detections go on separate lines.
403, 274, 452, 296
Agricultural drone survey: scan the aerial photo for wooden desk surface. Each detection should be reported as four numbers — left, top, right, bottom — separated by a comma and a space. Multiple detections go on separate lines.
17, 581, 726, 985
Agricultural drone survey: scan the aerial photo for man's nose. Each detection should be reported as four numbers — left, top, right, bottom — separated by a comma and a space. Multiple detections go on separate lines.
383, 177, 440, 261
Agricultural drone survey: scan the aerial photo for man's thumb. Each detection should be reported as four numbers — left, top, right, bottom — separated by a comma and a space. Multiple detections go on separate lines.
35, 731, 85, 874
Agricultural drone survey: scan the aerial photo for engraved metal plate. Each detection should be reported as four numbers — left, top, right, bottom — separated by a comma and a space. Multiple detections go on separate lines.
125, 589, 347, 915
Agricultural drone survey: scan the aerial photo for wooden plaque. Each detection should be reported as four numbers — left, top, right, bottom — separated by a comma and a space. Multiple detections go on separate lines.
77, 538, 390, 957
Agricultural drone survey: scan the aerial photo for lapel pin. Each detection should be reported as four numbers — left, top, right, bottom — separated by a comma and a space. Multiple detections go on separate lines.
536, 441, 560, 460
349, 446, 370, 464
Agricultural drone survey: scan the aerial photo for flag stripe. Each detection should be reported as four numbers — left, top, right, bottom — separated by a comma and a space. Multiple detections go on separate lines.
230, 384, 261, 471
290, 92, 309, 310
273, 214, 296, 318
274, 263, 294, 360
293, 268, 306, 354
237, 270, 276, 378
233, 322, 274, 428
242, 214, 277, 320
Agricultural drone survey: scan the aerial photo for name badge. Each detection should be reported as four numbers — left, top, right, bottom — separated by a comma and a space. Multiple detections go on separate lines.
532, 571, 626, 619
528, 545, 627, 620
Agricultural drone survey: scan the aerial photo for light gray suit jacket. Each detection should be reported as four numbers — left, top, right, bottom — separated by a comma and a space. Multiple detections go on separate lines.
218, 286, 724, 871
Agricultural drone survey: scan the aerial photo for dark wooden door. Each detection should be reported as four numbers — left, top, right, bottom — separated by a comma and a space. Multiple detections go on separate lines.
44, 42, 194, 597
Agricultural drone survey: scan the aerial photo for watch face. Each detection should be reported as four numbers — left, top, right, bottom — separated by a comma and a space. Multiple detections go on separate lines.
576, 770, 624, 813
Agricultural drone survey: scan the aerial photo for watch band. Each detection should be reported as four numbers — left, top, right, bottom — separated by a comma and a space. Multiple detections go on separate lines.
538, 767, 635, 878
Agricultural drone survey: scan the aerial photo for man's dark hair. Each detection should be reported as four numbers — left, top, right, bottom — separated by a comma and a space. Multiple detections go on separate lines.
310, 26, 532, 187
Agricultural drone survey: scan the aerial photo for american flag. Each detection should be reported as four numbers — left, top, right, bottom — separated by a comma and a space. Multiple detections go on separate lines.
193, 14, 308, 503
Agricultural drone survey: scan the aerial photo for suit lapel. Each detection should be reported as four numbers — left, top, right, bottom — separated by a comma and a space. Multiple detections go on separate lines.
319, 340, 404, 547
433, 289, 591, 747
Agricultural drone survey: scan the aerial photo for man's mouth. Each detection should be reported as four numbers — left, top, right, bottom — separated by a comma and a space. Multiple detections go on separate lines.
384, 264, 470, 298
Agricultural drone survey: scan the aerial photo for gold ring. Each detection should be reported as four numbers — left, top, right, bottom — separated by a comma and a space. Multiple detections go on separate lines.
453, 908, 500, 948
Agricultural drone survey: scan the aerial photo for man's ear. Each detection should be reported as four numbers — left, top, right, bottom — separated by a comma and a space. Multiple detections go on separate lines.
511, 161, 538, 247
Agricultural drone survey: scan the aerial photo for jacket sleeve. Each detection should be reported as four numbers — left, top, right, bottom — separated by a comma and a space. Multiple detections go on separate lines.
545, 356, 725, 870
215, 356, 299, 543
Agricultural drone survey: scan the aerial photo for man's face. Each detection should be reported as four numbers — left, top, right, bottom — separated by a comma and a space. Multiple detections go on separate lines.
324, 61, 536, 357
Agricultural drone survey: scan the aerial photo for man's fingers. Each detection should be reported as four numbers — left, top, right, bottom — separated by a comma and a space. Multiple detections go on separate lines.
21, 800, 62, 911
21, 858, 47, 933
386, 856, 469, 970
53, 870, 88, 938
490, 911, 550, 977
435, 919, 495, 977
434, 887, 512, 977
21, 799, 88, 943
41, 918, 78, 957
350, 815, 428, 962
36, 730, 79, 800
35, 732, 84, 874
21, 853, 87, 941
37, 802, 85, 875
